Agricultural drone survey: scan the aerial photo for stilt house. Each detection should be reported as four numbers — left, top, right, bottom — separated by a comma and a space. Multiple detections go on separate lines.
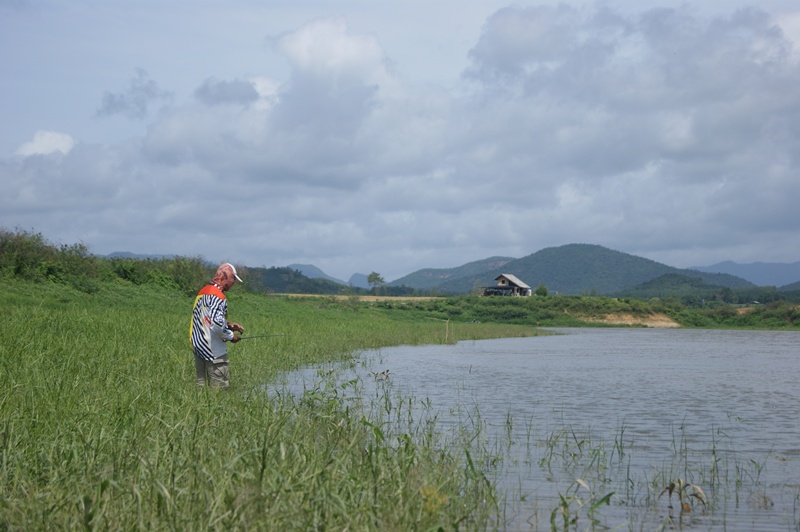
482, 274, 532, 296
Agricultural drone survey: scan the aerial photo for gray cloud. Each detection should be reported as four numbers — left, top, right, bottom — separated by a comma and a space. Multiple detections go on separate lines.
194, 78, 259, 106
462, 6, 800, 192
97, 68, 173, 119
3, 5, 800, 280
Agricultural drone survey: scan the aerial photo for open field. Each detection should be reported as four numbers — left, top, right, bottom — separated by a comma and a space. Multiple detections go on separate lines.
2, 280, 543, 530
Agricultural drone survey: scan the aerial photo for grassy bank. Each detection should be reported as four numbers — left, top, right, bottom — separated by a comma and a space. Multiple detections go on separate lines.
2, 279, 541, 530
367, 294, 800, 330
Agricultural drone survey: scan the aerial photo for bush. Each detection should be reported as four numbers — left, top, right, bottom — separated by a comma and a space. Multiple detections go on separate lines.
0, 228, 56, 280
0, 228, 212, 295
0, 228, 98, 287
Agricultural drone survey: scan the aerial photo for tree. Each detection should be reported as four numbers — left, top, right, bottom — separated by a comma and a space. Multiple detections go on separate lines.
367, 271, 385, 295
535, 284, 549, 297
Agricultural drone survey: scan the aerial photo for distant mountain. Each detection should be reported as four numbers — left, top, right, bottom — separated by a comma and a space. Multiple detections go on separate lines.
106, 251, 175, 260
285, 264, 379, 288
779, 280, 800, 292
402, 244, 753, 295
389, 256, 514, 290
614, 273, 739, 299
348, 273, 370, 289
287, 263, 346, 285
692, 260, 800, 287
104, 246, 774, 296
248, 266, 346, 294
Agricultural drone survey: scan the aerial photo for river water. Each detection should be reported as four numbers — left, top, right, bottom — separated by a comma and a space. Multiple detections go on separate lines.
278, 328, 800, 531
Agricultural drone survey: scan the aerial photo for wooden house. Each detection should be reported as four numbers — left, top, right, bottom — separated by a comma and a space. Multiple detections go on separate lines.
482, 274, 532, 296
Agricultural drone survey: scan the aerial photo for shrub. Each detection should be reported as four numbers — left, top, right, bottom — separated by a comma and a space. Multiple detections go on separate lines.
0, 228, 98, 287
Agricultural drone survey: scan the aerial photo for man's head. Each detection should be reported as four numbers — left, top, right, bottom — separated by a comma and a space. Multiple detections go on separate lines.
212, 263, 243, 291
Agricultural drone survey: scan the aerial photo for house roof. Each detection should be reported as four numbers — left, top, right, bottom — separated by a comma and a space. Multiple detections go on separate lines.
495, 274, 530, 289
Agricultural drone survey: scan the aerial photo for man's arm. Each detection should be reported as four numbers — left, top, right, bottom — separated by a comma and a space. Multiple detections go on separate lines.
210, 300, 235, 343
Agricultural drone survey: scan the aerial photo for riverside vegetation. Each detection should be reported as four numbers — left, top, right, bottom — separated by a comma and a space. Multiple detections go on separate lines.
2, 229, 798, 529
2, 230, 542, 529
4, 279, 545, 530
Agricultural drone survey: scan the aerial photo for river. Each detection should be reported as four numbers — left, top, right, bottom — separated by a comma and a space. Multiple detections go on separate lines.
278, 328, 800, 530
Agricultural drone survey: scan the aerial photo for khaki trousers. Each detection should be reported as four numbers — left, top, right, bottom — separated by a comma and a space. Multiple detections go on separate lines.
194, 354, 229, 388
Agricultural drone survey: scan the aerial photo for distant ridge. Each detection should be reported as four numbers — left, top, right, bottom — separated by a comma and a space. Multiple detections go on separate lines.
692, 260, 800, 287
615, 273, 755, 299
106, 245, 790, 296
399, 244, 753, 295
389, 256, 514, 290
106, 251, 175, 260
348, 273, 370, 289
285, 265, 372, 288
287, 263, 346, 285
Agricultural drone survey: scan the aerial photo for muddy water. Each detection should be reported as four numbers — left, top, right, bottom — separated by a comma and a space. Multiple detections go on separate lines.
280, 328, 800, 530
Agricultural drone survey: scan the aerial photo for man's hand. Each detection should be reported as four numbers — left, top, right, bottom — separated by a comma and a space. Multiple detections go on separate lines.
230, 333, 241, 343
228, 322, 245, 333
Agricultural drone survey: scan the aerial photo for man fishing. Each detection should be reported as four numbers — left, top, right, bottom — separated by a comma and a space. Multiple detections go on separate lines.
190, 263, 245, 388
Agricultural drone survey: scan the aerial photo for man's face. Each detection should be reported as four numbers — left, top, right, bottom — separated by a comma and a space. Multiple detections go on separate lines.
220, 277, 235, 292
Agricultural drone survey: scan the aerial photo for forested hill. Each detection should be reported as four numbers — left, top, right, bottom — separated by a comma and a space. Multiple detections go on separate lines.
417, 244, 754, 295
287, 263, 346, 285
389, 256, 514, 290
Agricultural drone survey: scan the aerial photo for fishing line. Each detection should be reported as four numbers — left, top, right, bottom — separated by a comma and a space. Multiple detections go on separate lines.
237, 334, 288, 340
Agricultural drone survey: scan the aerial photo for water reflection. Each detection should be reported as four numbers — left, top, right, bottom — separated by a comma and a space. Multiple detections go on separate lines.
278, 328, 800, 531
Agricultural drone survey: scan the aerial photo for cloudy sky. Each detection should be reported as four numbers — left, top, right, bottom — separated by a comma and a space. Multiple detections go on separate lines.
2, 0, 799, 281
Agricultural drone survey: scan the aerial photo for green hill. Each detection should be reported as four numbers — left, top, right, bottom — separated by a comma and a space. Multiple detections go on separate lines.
287, 263, 346, 285
614, 273, 731, 299
779, 280, 800, 291
617, 273, 800, 307
247, 266, 351, 294
417, 244, 754, 295
389, 256, 514, 290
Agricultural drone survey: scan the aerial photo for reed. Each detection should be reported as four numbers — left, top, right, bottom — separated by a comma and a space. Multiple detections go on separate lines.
1, 280, 541, 530
464, 407, 792, 530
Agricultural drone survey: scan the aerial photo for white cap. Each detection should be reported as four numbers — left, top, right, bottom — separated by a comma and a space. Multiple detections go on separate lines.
225, 263, 244, 283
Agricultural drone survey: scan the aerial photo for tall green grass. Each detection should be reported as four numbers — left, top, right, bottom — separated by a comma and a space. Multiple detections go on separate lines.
1, 279, 539, 529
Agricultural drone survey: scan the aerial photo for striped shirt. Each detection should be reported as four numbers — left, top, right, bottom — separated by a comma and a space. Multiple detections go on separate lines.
190, 283, 234, 361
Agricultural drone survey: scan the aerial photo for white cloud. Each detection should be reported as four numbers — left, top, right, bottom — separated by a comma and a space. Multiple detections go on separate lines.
775, 10, 800, 61
275, 17, 391, 85
16, 130, 75, 156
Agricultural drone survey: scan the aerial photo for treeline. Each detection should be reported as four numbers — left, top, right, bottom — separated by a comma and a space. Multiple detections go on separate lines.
613, 273, 800, 307
0, 228, 212, 295
372, 294, 800, 329
245, 266, 418, 296
0, 228, 419, 297
374, 294, 658, 326
3, 228, 798, 330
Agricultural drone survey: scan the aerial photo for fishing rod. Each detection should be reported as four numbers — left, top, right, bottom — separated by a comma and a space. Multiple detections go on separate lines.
237, 334, 288, 340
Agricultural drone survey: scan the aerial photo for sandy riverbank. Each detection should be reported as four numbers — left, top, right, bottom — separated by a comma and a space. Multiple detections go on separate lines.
580, 312, 681, 328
